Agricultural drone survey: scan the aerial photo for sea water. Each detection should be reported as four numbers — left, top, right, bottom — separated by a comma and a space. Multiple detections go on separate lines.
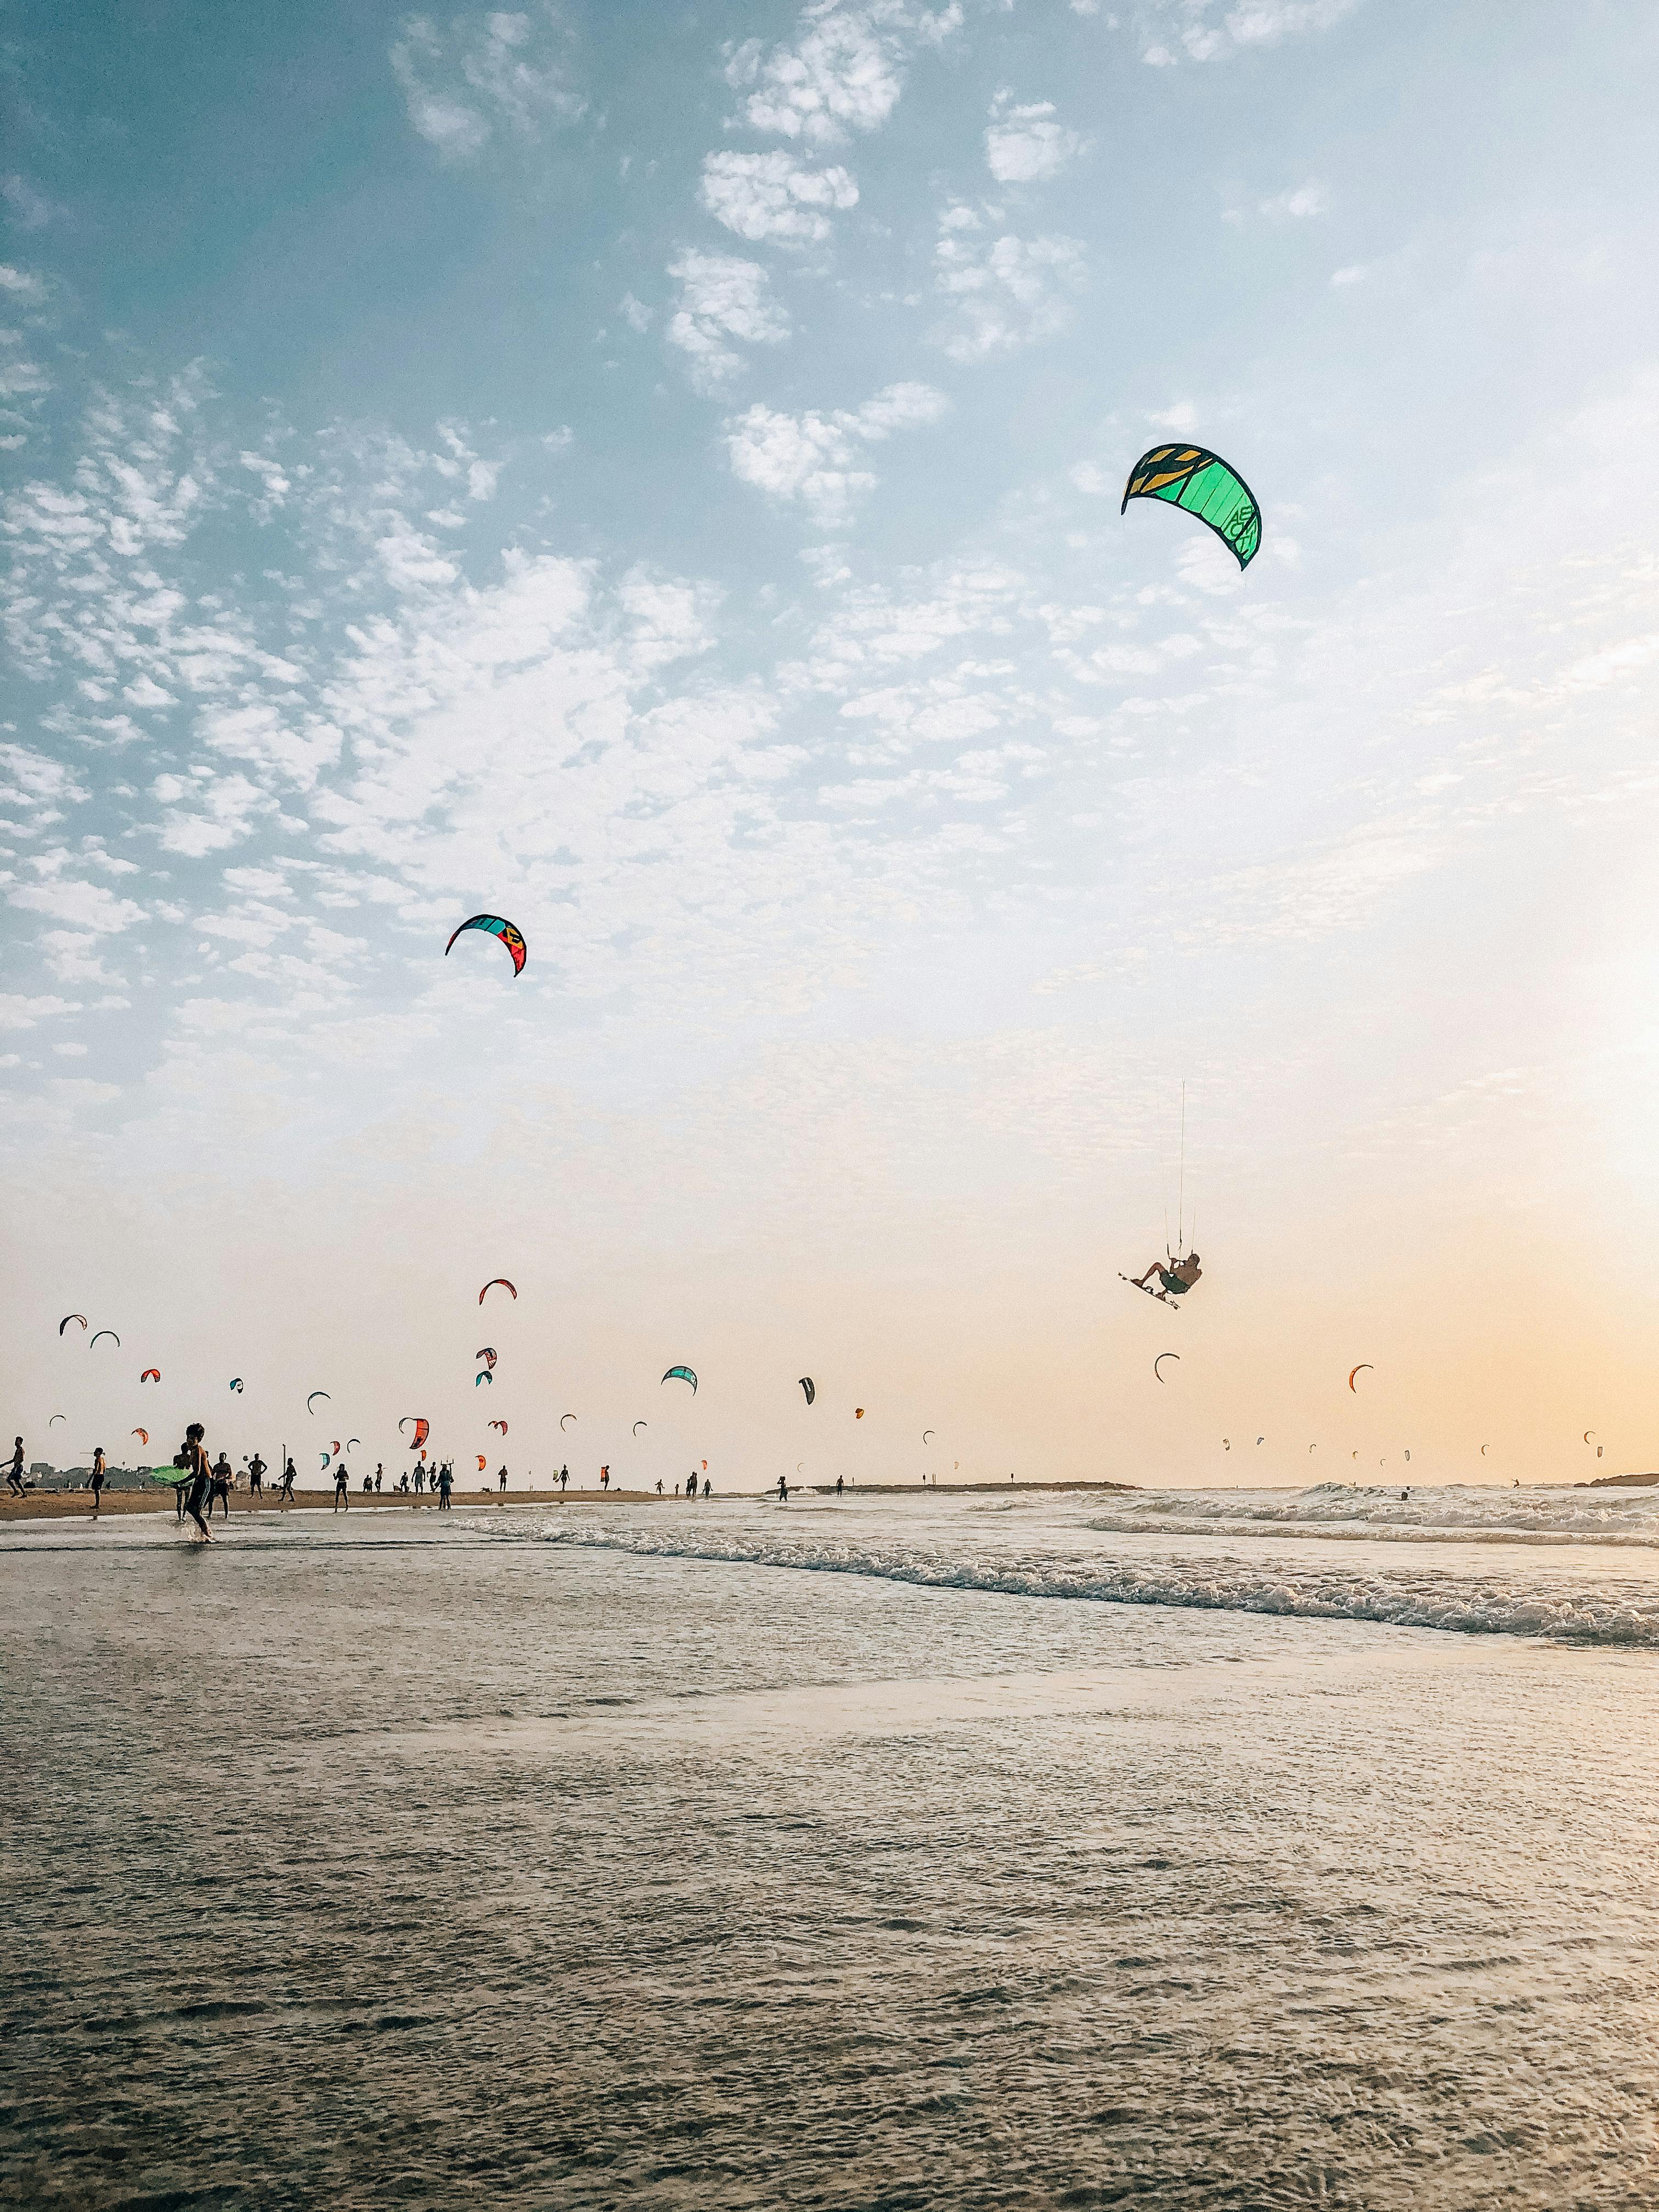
5, 1486, 1659, 2208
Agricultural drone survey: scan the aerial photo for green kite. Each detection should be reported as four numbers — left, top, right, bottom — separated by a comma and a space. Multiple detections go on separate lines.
1121, 444, 1261, 571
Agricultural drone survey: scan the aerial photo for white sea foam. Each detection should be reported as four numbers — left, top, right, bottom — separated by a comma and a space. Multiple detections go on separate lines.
544, 1505, 1659, 1649
1086, 1481, 1659, 1548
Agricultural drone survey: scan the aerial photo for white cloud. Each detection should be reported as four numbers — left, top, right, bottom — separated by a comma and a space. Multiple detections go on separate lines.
666, 251, 791, 392
1138, 0, 1357, 65
699, 150, 859, 245
619, 292, 652, 333
725, 381, 947, 527
391, 4, 584, 163
0, 264, 48, 304
984, 97, 1087, 184
933, 208, 1085, 363
9, 879, 145, 934
724, 1, 962, 146
0, 993, 82, 1031
1257, 181, 1325, 219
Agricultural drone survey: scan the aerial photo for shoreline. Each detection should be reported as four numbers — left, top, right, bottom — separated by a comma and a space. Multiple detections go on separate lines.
2, 1477, 1138, 1524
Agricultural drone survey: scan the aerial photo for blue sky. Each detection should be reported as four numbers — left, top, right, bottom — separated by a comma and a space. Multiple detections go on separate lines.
5, 0, 1659, 1487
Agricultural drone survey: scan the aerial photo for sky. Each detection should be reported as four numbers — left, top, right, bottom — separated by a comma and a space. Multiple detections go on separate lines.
4, 0, 1658, 1492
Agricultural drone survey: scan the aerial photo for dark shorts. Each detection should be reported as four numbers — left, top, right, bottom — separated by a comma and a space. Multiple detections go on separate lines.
1159, 1270, 1189, 1296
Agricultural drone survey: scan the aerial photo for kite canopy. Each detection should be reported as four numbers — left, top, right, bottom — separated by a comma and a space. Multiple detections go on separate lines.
48, 1414, 65, 1426
307, 1390, 331, 1413
479, 1279, 516, 1305
1153, 1352, 1180, 1383
662, 1366, 697, 1393
132, 1427, 148, 1446
400, 1415, 430, 1450
489, 1420, 508, 1434
855, 1408, 865, 1420
922, 1430, 934, 1443
1348, 1364, 1373, 1392
798, 1377, 815, 1406
475, 1371, 492, 1386
90, 1330, 119, 1348
140, 1368, 161, 1384
477, 1455, 488, 1471
447, 913, 527, 975
1122, 444, 1261, 571
229, 1378, 244, 1392
59, 1313, 87, 1335
633, 1421, 647, 1436
560, 1413, 577, 1429
475, 1347, 497, 1370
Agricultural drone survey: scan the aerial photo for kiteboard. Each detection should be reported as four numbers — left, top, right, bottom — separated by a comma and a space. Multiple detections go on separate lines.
1119, 1274, 1182, 1311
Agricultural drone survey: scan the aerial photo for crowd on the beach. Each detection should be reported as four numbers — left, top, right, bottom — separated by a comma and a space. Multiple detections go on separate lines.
7, 1427, 736, 1533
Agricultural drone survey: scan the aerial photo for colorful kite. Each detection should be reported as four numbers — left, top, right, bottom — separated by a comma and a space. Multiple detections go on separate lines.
400, 1416, 430, 1451
662, 1367, 697, 1393
447, 914, 526, 975
475, 1347, 497, 1371
476, 1371, 492, 1387
229, 1378, 244, 1392
1348, 1364, 1373, 1393
132, 1427, 149, 1446
477, 1455, 488, 1471
1121, 444, 1261, 571
855, 1408, 865, 1420
488, 1419, 508, 1434
59, 1313, 87, 1335
479, 1279, 516, 1305
140, 1368, 160, 1384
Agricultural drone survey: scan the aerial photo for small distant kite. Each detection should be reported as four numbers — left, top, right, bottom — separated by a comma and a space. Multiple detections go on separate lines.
229, 1378, 244, 1393
1481, 1443, 1489, 1457
1583, 1430, 1596, 1444
1404, 1450, 1411, 1463
48, 1414, 65, 1426
400, 1415, 430, 1450
91, 1330, 119, 1349
308, 1391, 330, 1413
331, 1441, 342, 1456
479, 1279, 516, 1305
476, 1347, 498, 1371
633, 1421, 647, 1436
488, 1419, 508, 1434
132, 1427, 148, 1446
1348, 1365, 1373, 1393
560, 1413, 577, 1430
476, 1371, 493, 1387
346, 1438, 359, 1450
855, 1408, 865, 1420
1121, 443, 1261, 571
799, 1378, 815, 1406
922, 1430, 934, 1443
477, 1454, 488, 1471
320, 1451, 331, 1470
446, 913, 527, 975
1223, 1438, 1230, 1451
1153, 1353, 1180, 1383
663, 1367, 697, 1393
1257, 1437, 1265, 1446
59, 1313, 87, 1335
140, 1368, 160, 1384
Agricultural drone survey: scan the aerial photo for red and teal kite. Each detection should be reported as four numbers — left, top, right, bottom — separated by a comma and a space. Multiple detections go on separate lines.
1122, 444, 1261, 571
446, 914, 526, 975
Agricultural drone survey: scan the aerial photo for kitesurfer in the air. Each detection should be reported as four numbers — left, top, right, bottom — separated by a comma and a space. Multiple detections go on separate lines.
1126, 1251, 1203, 1305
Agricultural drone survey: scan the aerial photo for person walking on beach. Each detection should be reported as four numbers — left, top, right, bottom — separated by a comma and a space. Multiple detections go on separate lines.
280, 1456, 296, 1504
91, 1447, 106, 1517
247, 1451, 265, 1505
414, 1464, 425, 1494
498, 1465, 507, 1492
208, 1452, 233, 1519
558, 1465, 568, 1494
655, 1478, 663, 1495
7, 1437, 25, 1498
437, 1463, 453, 1511
374, 1464, 383, 1494
333, 1459, 349, 1511
178, 1424, 214, 1542
600, 1466, 610, 1491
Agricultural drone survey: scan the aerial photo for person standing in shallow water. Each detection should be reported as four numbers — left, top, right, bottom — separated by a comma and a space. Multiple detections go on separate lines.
776, 1474, 789, 1504
437, 1463, 453, 1511
178, 1423, 213, 1542
208, 1452, 233, 1518
333, 1459, 349, 1511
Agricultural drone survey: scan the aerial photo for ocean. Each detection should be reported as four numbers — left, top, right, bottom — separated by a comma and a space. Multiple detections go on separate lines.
5, 1484, 1659, 2208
